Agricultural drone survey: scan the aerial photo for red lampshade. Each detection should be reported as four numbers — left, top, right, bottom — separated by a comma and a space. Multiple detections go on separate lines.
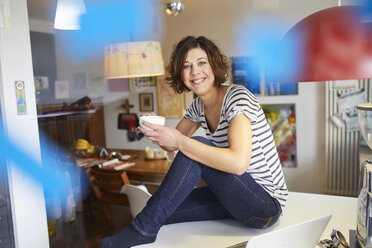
270, 6, 372, 83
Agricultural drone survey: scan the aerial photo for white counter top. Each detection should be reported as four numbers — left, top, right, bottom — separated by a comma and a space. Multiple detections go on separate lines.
136, 192, 357, 248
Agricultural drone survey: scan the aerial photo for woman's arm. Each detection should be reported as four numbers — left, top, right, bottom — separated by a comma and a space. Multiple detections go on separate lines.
140, 117, 201, 152
178, 114, 252, 175
141, 114, 252, 175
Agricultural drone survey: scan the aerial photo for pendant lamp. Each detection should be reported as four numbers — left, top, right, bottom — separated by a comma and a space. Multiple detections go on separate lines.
54, 0, 86, 30
104, 41, 165, 79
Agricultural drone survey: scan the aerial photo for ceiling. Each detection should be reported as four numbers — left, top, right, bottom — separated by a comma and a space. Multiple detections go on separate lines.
27, 0, 58, 22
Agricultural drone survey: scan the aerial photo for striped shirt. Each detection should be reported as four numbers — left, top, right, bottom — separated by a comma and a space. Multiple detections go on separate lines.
184, 84, 288, 207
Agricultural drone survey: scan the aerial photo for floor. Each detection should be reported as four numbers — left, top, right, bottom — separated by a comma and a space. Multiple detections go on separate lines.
49, 196, 133, 248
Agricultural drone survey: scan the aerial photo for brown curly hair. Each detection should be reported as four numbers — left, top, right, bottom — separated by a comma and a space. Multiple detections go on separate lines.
166, 36, 229, 93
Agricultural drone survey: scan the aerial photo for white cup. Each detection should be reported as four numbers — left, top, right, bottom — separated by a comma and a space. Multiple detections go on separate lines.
139, 116, 165, 131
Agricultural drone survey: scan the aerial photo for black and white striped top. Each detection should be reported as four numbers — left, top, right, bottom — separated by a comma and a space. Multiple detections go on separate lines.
184, 84, 288, 207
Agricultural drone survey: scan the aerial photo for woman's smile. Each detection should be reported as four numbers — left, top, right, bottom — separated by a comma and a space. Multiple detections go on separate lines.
190, 77, 206, 84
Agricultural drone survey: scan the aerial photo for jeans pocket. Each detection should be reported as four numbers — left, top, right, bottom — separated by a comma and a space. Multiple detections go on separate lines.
243, 211, 281, 229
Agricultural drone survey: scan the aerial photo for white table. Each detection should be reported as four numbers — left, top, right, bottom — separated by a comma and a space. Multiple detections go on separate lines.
137, 192, 358, 248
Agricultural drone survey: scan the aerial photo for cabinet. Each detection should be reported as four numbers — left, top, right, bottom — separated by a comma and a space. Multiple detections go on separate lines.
37, 101, 106, 154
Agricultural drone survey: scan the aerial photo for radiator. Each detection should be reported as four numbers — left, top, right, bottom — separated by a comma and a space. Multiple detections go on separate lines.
325, 79, 372, 196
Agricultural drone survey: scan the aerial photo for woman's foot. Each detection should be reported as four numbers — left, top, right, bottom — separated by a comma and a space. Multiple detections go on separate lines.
99, 224, 156, 248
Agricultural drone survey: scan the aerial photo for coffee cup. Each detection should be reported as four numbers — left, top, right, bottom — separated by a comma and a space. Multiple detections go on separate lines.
139, 116, 165, 131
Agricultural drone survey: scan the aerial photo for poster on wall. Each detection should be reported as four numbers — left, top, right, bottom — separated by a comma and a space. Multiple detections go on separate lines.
157, 76, 183, 118
55, 80, 70, 99
130, 77, 156, 92
74, 73, 90, 89
15, 81, 27, 115
34, 76, 49, 91
89, 72, 105, 86
264, 82, 298, 95
231, 56, 261, 94
261, 103, 297, 167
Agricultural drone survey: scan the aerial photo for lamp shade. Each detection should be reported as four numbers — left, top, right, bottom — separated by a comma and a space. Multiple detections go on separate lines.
54, 0, 86, 30
104, 41, 165, 79
273, 6, 372, 83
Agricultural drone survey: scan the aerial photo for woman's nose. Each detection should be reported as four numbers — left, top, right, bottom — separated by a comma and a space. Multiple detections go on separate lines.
191, 65, 200, 75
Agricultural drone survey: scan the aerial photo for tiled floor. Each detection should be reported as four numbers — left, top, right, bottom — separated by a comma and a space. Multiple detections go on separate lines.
49, 196, 133, 248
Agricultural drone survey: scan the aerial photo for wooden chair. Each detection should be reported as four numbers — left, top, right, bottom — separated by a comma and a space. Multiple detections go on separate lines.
85, 167, 131, 220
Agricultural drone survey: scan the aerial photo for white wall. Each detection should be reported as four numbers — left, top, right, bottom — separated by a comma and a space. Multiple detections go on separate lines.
0, 0, 49, 247
51, 0, 359, 194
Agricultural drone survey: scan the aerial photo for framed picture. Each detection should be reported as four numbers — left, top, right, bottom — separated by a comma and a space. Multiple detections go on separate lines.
231, 56, 261, 94
74, 72, 89, 89
139, 93, 154, 112
130, 77, 156, 92
157, 74, 184, 118
264, 82, 298, 95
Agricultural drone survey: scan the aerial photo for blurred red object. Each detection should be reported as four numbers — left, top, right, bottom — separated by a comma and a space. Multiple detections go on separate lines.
271, 6, 372, 83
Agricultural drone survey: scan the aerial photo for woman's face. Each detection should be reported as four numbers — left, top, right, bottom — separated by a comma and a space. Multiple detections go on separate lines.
182, 48, 215, 97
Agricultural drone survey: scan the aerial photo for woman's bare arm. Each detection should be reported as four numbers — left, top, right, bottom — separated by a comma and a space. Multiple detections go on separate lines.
141, 114, 252, 175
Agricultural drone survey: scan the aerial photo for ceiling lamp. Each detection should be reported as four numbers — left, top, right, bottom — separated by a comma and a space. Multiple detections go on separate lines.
165, 0, 184, 16
104, 41, 165, 79
54, 0, 86, 30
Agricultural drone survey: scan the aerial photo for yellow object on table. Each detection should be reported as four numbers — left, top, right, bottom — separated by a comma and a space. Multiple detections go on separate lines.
47, 218, 56, 236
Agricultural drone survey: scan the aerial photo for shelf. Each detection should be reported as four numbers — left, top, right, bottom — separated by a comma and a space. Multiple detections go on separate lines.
37, 109, 96, 118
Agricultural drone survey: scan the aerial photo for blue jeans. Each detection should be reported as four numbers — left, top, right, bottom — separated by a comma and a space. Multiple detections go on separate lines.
132, 136, 282, 237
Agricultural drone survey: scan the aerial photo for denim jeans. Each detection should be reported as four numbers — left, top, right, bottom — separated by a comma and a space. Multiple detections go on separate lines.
132, 136, 282, 237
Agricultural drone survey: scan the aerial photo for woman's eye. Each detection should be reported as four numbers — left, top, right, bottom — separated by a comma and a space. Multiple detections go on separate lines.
199, 61, 207, 66
183, 64, 191, 69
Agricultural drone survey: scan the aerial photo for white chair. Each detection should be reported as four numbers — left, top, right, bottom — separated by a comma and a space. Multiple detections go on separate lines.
121, 184, 152, 218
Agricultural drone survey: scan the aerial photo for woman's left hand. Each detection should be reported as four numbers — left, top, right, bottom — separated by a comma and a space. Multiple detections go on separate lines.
139, 121, 182, 150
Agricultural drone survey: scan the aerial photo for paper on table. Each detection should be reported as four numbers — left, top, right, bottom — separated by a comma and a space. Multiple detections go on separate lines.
114, 162, 135, 171
99, 158, 119, 168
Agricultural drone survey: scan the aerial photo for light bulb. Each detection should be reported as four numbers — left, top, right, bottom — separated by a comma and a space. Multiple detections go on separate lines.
165, 0, 184, 16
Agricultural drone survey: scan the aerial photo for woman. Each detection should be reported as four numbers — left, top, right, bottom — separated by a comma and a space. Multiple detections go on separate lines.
100, 36, 288, 248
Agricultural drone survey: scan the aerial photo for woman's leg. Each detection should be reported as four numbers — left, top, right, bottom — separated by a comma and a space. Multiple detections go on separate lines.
200, 164, 282, 228
100, 136, 281, 247
165, 137, 281, 228
164, 186, 233, 224
100, 136, 212, 247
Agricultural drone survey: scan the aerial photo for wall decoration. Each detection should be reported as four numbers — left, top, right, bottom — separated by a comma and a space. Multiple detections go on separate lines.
108, 78, 130, 92
231, 56, 298, 96
55, 80, 70, 99
34, 76, 49, 91
15, 81, 27, 115
184, 91, 194, 109
89, 72, 105, 85
261, 104, 297, 167
264, 82, 298, 95
74, 73, 89, 89
139, 93, 154, 112
231, 56, 261, 94
157, 77, 183, 118
130, 77, 156, 92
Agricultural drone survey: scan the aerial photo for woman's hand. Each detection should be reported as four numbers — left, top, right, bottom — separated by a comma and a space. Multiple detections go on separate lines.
139, 121, 183, 151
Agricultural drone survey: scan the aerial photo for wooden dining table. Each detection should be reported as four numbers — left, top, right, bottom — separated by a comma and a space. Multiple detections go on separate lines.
78, 149, 205, 194
104, 149, 172, 194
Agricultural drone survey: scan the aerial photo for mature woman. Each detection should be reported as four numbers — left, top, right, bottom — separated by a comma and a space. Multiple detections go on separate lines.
100, 36, 288, 248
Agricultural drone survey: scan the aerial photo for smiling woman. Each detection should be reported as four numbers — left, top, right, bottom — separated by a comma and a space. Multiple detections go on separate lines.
99, 36, 287, 248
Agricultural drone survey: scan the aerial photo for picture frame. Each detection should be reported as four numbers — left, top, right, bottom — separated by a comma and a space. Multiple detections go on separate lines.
74, 72, 90, 89
139, 93, 154, 112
